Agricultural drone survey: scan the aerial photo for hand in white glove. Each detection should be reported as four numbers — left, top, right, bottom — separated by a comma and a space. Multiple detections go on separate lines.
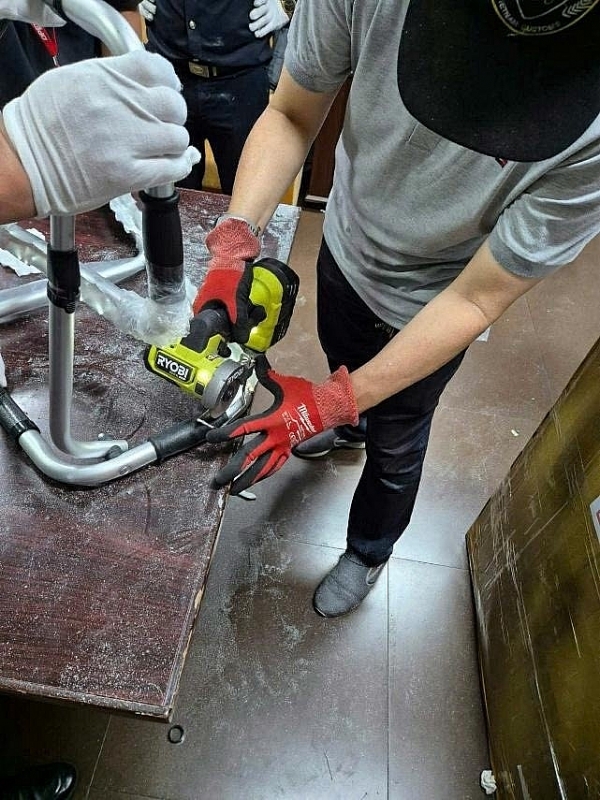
0, 0, 65, 26
138, 0, 156, 23
2, 50, 201, 218
248, 0, 288, 38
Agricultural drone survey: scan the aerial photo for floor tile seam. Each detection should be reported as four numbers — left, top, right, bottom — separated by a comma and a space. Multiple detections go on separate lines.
84, 714, 112, 799
388, 553, 468, 573
289, 539, 470, 573
102, 793, 166, 800
293, 539, 345, 554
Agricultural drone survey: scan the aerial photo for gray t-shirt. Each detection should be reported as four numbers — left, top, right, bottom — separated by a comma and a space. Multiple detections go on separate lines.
285, 0, 600, 328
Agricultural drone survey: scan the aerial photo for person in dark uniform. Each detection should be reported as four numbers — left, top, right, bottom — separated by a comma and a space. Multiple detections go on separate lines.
139, 0, 290, 194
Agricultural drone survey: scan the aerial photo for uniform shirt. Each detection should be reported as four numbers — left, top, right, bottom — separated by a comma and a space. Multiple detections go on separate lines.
0, 1, 139, 107
146, 0, 271, 68
0, 21, 97, 106
285, 0, 600, 329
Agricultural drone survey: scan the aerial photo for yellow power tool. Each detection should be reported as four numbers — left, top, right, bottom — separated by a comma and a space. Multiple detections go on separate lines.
144, 258, 299, 420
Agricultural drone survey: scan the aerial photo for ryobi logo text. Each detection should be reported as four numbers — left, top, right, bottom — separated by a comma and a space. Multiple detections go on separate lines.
155, 352, 192, 382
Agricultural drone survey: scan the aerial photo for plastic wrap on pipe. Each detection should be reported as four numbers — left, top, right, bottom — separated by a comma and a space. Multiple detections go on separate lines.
0, 224, 47, 274
110, 194, 144, 253
0, 195, 193, 343
80, 269, 194, 346
0, 253, 147, 324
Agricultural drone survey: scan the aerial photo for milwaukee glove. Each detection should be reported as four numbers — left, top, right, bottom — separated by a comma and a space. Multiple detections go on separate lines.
2, 51, 200, 218
206, 355, 359, 494
248, 0, 288, 38
0, 0, 65, 26
138, 0, 156, 22
193, 216, 261, 344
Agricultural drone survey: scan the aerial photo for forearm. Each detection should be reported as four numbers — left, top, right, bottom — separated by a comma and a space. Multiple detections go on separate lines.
0, 121, 35, 223
228, 70, 338, 232
101, 9, 143, 54
350, 241, 542, 412
228, 107, 306, 231
121, 9, 143, 37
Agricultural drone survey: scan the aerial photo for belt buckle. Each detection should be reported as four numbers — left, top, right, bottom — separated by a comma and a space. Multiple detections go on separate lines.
189, 62, 211, 78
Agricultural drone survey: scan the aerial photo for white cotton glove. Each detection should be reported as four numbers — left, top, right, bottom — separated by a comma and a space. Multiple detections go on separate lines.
0, 0, 65, 26
138, 0, 156, 23
248, 0, 288, 38
2, 51, 201, 218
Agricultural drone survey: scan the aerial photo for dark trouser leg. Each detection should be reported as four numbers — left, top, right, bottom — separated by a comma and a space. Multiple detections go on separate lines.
316, 240, 388, 443
176, 77, 207, 191
205, 66, 269, 195
347, 354, 464, 565
316, 238, 466, 566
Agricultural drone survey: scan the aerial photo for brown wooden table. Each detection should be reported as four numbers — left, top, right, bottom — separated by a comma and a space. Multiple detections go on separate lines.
0, 190, 300, 719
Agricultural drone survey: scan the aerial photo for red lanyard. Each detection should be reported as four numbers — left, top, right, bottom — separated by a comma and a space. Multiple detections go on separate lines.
30, 23, 59, 67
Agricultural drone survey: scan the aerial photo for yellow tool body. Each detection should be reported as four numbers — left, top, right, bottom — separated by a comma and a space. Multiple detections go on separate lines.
144, 258, 299, 416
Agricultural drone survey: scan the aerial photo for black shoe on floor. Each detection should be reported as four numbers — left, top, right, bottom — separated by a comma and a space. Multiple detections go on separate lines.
292, 425, 366, 459
312, 550, 388, 617
2, 762, 77, 800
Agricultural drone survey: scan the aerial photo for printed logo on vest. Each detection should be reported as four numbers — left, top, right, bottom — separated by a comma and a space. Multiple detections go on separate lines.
491, 0, 600, 35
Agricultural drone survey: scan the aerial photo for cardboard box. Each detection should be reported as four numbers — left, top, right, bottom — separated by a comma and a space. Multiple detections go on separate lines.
467, 338, 600, 799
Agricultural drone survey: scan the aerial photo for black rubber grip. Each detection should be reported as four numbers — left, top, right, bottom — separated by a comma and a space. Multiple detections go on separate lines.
47, 247, 80, 312
149, 419, 209, 463
139, 190, 185, 302
0, 388, 39, 441
181, 307, 231, 353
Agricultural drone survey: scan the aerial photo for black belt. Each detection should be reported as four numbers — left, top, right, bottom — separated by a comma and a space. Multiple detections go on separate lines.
172, 60, 250, 79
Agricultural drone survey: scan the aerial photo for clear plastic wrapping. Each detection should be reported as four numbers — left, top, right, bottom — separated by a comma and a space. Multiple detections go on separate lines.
0, 194, 193, 345
81, 270, 194, 346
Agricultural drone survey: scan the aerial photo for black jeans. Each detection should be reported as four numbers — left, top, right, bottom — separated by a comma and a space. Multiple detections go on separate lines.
177, 65, 269, 195
316, 239, 466, 566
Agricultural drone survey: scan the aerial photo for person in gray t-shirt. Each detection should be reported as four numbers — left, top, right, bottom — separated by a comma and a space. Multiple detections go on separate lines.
198, 0, 600, 617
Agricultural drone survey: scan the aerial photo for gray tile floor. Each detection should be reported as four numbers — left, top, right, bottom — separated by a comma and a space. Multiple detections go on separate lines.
2, 210, 600, 799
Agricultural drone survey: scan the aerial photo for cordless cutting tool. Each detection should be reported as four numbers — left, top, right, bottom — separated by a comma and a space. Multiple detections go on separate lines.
144, 258, 299, 421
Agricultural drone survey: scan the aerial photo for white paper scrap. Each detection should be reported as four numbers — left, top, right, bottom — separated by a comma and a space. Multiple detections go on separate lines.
590, 494, 600, 543
26, 228, 46, 240
0, 352, 7, 388
0, 248, 41, 276
480, 769, 497, 795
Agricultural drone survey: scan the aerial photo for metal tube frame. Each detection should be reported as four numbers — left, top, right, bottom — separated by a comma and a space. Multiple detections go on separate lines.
3, 0, 179, 483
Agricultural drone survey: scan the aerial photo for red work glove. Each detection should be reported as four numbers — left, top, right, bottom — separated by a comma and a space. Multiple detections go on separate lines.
193, 216, 261, 343
206, 355, 359, 494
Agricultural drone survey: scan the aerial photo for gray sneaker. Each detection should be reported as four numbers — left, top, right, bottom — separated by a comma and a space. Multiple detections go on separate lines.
293, 426, 366, 459
313, 550, 387, 617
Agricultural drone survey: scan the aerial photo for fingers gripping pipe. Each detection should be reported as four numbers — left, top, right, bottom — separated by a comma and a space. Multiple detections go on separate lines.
46, 0, 187, 309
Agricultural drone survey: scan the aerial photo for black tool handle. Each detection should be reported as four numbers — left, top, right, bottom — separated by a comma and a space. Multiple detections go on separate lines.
181, 307, 231, 353
149, 419, 209, 463
0, 388, 39, 441
139, 190, 185, 303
